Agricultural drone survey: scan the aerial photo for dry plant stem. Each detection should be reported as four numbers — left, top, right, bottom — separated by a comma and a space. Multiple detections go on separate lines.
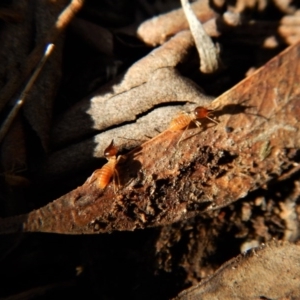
276, 163, 300, 182
180, 0, 220, 73
175, 241, 300, 300
0, 0, 85, 113
0, 44, 54, 143
0, 40, 300, 234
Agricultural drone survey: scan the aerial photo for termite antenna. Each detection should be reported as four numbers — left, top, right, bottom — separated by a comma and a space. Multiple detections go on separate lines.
205, 115, 219, 124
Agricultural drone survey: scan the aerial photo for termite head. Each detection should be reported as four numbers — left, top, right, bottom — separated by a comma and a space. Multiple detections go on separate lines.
194, 106, 212, 119
104, 140, 118, 159
194, 106, 218, 124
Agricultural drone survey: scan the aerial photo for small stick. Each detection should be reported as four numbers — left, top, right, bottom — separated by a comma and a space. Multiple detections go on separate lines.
0, 0, 85, 113
180, 0, 221, 73
0, 44, 55, 143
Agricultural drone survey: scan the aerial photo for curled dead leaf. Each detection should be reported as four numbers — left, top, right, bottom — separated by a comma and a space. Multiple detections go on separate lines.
175, 240, 300, 300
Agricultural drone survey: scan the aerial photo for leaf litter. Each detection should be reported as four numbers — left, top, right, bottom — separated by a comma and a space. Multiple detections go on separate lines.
0, 0, 300, 299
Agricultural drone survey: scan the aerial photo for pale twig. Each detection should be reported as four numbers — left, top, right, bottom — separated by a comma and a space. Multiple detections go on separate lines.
0, 44, 54, 143
180, 0, 221, 73
0, 0, 85, 113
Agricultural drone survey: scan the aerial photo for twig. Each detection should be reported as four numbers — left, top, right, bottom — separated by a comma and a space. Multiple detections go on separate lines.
180, 0, 221, 73
0, 0, 85, 113
0, 44, 54, 143
277, 163, 300, 182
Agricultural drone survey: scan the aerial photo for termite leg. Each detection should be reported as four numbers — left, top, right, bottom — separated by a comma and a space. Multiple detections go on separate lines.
206, 115, 219, 124
176, 123, 190, 146
113, 168, 121, 193
178, 119, 206, 146
193, 120, 202, 128
87, 169, 98, 184
112, 155, 123, 193
177, 118, 204, 145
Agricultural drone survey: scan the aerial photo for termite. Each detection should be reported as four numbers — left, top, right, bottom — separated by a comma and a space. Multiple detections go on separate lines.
169, 106, 218, 144
92, 140, 121, 190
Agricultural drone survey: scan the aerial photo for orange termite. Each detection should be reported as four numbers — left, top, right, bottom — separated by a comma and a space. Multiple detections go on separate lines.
93, 140, 121, 190
169, 106, 218, 144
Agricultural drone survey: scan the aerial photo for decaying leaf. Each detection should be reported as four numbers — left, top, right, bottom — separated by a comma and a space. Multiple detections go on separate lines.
0, 37, 300, 234
51, 30, 204, 147
175, 240, 300, 300
46, 29, 215, 180
1, 1, 300, 299
45, 67, 212, 180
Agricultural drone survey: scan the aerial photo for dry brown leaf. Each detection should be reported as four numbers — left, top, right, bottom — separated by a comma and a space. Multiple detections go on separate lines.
45, 67, 212, 180
175, 240, 300, 300
0, 2, 300, 298
51, 30, 209, 148
137, 0, 300, 56
0, 38, 300, 234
